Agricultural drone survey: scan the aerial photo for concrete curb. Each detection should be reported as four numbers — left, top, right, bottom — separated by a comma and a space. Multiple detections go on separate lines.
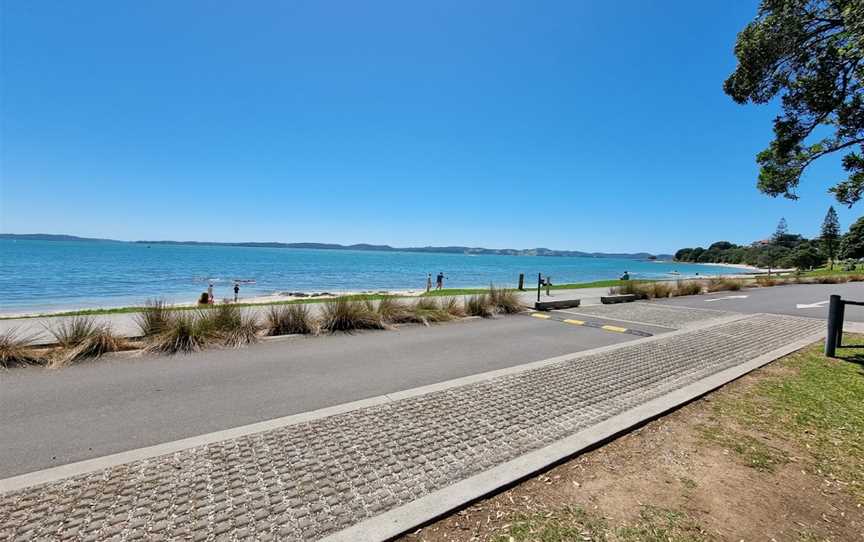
322, 326, 825, 542
0, 314, 749, 494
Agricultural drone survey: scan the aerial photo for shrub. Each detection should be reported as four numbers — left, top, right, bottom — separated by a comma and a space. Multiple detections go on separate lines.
489, 285, 524, 313
706, 277, 744, 292
465, 294, 494, 317
373, 297, 418, 325
411, 297, 453, 324
440, 297, 466, 318
646, 282, 674, 299
47, 316, 98, 348
0, 328, 42, 368
220, 311, 261, 347
847, 274, 864, 282
145, 312, 215, 355
266, 304, 318, 335
52, 325, 126, 367
609, 281, 648, 299
810, 275, 849, 284
319, 298, 385, 333
672, 281, 702, 297
756, 276, 780, 287
135, 298, 171, 337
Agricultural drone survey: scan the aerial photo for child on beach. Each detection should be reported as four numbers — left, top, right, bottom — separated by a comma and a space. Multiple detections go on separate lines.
233, 283, 240, 302
426, 274, 432, 293
207, 283, 214, 304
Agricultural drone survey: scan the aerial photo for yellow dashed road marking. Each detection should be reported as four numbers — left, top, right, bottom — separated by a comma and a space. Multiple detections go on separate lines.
531, 313, 552, 319
601, 325, 628, 333
563, 319, 585, 325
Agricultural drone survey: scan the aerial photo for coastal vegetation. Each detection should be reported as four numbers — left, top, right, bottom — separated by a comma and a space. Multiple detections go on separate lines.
0, 329, 41, 368
675, 215, 864, 271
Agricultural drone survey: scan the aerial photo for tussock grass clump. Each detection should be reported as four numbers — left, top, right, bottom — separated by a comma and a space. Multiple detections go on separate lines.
756, 276, 782, 287
52, 326, 127, 367
319, 298, 385, 333
198, 304, 262, 347
266, 304, 318, 335
673, 281, 703, 297
645, 282, 674, 299
609, 281, 649, 299
0, 328, 42, 368
706, 277, 744, 292
440, 296, 466, 318
465, 293, 494, 317
48, 316, 99, 348
135, 298, 171, 337
375, 297, 419, 325
847, 274, 864, 282
411, 297, 453, 324
489, 285, 523, 313
221, 312, 261, 347
145, 312, 215, 355
810, 275, 849, 284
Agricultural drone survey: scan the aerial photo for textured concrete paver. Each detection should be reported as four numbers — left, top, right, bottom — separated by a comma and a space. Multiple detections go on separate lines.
563, 302, 734, 329
0, 313, 822, 541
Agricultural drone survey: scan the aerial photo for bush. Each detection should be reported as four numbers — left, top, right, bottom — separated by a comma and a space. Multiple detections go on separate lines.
145, 312, 216, 355
266, 304, 318, 335
756, 276, 781, 287
672, 281, 702, 297
319, 298, 385, 333
489, 285, 524, 313
847, 274, 864, 282
47, 316, 99, 348
609, 281, 648, 299
706, 277, 744, 292
135, 298, 171, 337
465, 294, 494, 317
374, 297, 419, 325
52, 325, 126, 367
439, 297, 466, 318
411, 297, 453, 324
646, 282, 674, 299
0, 328, 42, 368
810, 275, 849, 284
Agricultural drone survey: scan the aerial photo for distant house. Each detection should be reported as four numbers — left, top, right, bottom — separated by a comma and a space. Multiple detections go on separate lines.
751, 239, 771, 247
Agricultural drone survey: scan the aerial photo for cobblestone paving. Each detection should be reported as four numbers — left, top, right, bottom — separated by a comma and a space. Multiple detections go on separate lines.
564, 302, 735, 329
0, 313, 822, 541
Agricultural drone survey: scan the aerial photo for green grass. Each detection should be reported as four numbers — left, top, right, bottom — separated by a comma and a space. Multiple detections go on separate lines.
708, 336, 864, 502
492, 505, 712, 542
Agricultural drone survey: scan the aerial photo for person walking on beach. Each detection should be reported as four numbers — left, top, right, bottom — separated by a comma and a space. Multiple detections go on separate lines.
426, 273, 432, 293
207, 283, 214, 304
233, 283, 240, 302
436, 272, 444, 290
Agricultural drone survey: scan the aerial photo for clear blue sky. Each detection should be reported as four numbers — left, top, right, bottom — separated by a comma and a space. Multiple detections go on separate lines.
1, 1, 859, 253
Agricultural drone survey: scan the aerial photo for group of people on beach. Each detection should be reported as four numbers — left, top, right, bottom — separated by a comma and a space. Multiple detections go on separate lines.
425, 272, 446, 292
201, 282, 241, 304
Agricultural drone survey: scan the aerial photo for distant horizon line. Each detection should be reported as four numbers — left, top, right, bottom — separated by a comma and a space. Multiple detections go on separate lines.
0, 232, 675, 260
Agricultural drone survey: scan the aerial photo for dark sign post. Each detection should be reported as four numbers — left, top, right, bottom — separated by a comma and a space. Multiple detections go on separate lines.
537, 273, 542, 303
825, 295, 863, 357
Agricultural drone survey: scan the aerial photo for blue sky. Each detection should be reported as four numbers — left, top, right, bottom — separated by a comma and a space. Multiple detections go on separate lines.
1, 1, 859, 253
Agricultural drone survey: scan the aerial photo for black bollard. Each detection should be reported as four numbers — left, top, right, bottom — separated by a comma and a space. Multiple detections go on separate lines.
518, 273, 525, 291
825, 295, 842, 357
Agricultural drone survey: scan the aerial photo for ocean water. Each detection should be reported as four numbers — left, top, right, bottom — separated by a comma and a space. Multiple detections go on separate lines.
0, 240, 746, 313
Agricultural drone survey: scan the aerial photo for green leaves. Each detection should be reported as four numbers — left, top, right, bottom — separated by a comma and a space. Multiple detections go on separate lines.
725, 0, 864, 205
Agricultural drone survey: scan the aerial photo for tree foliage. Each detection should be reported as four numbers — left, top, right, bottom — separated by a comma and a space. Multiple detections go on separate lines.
724, 0, 864, 205
820, 205, 841, 266
839, 215, 864, 258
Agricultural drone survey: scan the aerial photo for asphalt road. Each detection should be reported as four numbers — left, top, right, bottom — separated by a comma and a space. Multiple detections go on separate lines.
0, 314, 650, 478
1, 281, 860, 479
651, 282, 864, 321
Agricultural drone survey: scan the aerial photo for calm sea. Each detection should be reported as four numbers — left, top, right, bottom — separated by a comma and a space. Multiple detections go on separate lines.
0, 240, 745, 313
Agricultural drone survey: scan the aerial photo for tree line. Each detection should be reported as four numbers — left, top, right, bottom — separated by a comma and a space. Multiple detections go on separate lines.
675, 208, 864, 270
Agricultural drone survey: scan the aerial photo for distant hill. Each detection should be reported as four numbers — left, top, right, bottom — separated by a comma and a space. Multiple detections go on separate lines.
0, 233, 672, 260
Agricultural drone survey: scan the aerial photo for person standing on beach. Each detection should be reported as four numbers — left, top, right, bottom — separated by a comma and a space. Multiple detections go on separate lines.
426, 273, 432, 293
233, 283, 240, 302
436, 272, 444, 290
208, 283, 214, 304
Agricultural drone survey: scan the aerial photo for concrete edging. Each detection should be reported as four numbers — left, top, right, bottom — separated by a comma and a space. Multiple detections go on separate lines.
322, 325, 825, 541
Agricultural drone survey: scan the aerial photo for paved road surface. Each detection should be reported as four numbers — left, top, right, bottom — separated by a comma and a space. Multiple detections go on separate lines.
0, 313, 660, 478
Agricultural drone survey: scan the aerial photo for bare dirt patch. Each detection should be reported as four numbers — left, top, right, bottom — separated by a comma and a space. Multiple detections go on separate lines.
400, 339, 864, 541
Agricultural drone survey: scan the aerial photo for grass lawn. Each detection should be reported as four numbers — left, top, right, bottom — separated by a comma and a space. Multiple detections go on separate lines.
402, 336, 864, 542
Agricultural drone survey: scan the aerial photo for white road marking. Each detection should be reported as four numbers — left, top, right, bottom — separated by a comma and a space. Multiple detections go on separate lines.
705, 295, 749, 302
796, 301, 829, 309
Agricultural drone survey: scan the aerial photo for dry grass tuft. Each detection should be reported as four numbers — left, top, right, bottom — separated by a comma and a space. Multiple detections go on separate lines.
135, 298, 172, 337
489, 285, 524, 313
266, 304, 318, 335
440, 297, 466, 318
465, 293, 494, 317
319, 298, 385, 333
0, 328, 43, 368
706, 277, 744, 292
47, 316, 99, 348
411, 297, 453, 324
673, 281, 703, 296
52, 326, 126, 367
145, 312, 215, 355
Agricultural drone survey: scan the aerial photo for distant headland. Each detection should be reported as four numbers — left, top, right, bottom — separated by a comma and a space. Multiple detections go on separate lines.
0, 233, 673, 260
